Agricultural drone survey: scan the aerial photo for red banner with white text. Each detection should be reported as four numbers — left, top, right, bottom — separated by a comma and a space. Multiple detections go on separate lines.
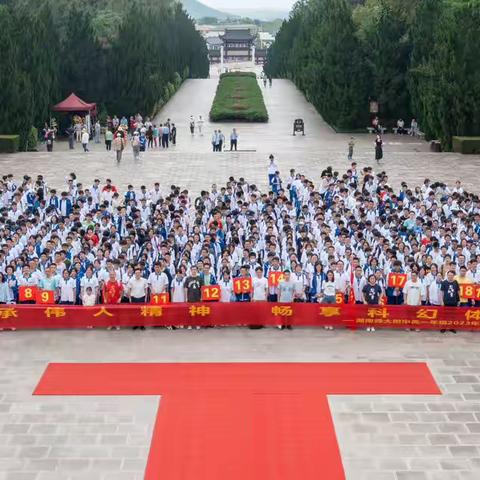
0, 303, 480, 330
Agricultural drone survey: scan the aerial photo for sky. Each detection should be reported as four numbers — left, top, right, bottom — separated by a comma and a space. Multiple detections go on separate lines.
201, 0, 295, 11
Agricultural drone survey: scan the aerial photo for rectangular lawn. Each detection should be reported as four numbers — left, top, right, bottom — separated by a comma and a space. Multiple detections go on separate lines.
209, 72, 268, 122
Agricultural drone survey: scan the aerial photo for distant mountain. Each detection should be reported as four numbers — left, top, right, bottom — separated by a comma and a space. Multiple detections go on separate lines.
223, 8, 289, 20
180, 0, 237, 20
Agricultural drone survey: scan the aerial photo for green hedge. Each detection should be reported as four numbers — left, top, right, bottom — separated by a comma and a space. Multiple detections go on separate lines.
0, 135, 20, 153
452, 137, 480, 155
210, 72, 268, 122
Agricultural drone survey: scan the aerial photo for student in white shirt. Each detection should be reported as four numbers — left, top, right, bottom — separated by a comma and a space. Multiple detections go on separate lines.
171, 272, 186, 303
58, 269, 76, 304
403, 271, 423, 306
218, 271, 234, 302
428, 273, 443, 306
82, 286, 96, 306
252, 267, 268, 301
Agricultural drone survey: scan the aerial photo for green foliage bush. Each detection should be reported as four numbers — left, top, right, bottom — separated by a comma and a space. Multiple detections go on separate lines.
210, 72, 269, 122
26, 127, 38, 151
0, 135, 20, 153
452, 137, 480, 155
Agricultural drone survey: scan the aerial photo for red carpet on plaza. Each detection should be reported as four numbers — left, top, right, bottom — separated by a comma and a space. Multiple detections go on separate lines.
35, 363, 440, 479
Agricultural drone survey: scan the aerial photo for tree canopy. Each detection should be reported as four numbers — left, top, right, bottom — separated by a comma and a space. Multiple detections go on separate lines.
0, 0, 209, 146
265, 0, 480, 148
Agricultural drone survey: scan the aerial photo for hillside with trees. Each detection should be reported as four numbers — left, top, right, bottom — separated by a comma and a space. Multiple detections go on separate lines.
0, 0, 209, 146
265, 0, 480, 148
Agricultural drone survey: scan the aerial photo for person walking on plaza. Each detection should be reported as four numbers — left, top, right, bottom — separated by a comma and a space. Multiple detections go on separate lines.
66, 125, 75, 150
171, 123, 177, 145
212, 130, 218, 152
189, 115, 195, 135
348, 136, 355, 160
105, 129, 113, 151
113, 132, 124, 162
131, 132, 140, 161
81, 129, 89, 152
161, 123, 170, 148
94, 120, 101, 144
74, 121, 82, 143
374, 134, 383, 164
230, 128, 238, 151
197, 115, 204, 136
268, 154, 278, 186
218, 130, 225, 151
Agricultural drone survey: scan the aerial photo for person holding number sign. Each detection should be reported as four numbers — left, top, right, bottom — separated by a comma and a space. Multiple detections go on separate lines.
455, 266, 472, 307
234, 266, 252, 303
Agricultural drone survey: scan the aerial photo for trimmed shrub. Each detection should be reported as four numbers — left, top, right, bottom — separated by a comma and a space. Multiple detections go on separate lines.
0, 135, 20, 153
210, 72, 268, 122
26, 127, 38, 151
452, 137, 480, 155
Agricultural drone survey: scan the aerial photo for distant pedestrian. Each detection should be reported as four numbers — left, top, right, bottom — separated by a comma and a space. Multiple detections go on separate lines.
375, 135, 383, 164
218, 130, 224, 151
212, 130, 218, 152
189, 116, 195, 135
147, 126, 154, 149
45, 129, 54, 152
81, 129, 89, 152
162, 123, 170, 148
348, 136, 355, 160
171, 123, 177, 145
230, 128, 238, 151
105, 129, 113, 151
268, 154, 278, 185
131, 132, 140, 160
94, 120, 101, 144
113, 133, 124, 162
66, 125, 75, 150
197, 115, 204, 136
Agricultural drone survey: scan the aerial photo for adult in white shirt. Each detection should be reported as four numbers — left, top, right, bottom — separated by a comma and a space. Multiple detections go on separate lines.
58, 269, 76, 304
403, 271, 424, 306
127, 268, 148, 302
148, 263, 169, 295
351, 266, 367, 303
252, 267, 268, 301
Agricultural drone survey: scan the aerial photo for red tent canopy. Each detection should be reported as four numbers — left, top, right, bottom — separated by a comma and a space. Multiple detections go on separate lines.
52, 93, 97, 114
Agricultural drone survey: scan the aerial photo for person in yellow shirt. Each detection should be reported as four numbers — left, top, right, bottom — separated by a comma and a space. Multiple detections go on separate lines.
455, 266, 471, 306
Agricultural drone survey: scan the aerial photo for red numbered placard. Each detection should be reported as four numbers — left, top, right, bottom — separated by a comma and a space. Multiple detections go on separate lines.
387, 273, 407, 289
36, 290, 55, 304
459, 284, 476, 300
268, 271, 285, 287
201, 285, 221, 302
475, 286, 480, 301
151, 293, 170, 304
19, 286, 37, 302
335, 293, 345, 304
233, 277, 252, 294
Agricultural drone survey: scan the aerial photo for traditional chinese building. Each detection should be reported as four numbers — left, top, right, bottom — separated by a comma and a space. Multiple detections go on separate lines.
219, 28, 257, 62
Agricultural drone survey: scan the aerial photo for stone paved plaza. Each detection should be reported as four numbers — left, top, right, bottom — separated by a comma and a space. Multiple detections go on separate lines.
0, 77, 479, 195
1, 76, 480, 479
2, 328, 480, 480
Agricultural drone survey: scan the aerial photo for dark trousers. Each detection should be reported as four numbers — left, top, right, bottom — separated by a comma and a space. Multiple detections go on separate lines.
105, 140, 112, 151
230, 139, 237, 151
131, 296, 146, 303
162, 134, 169, 148
267, 294, 278, 302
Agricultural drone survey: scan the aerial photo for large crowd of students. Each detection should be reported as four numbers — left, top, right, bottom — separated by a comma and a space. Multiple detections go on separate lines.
0, 159, 478, 312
